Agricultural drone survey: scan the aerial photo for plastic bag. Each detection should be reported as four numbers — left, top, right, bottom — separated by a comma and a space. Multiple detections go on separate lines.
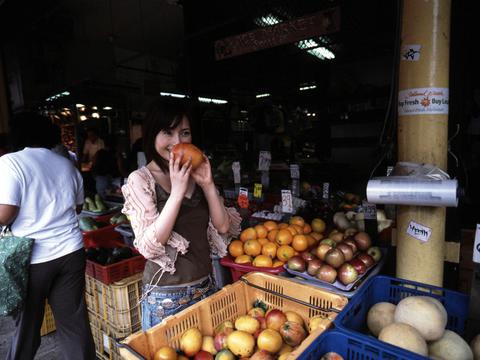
0, 227, 34, 316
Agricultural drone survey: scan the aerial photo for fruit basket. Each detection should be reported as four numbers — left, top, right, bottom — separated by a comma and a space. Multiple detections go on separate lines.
118, 272, 348, 360
334, 275, 469, 359
220, 255, 285, 281
298, 329, 427, 360
84, 234, 146, 285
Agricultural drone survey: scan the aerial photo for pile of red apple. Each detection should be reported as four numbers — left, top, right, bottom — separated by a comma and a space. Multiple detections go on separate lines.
286, 230, 382, 286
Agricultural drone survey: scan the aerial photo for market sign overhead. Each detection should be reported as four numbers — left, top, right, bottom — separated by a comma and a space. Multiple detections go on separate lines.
214, 7, 340, 61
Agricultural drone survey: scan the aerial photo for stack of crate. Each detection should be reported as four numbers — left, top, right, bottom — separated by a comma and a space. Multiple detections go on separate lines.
40, 301, 56, 336
85, 272, 143, 360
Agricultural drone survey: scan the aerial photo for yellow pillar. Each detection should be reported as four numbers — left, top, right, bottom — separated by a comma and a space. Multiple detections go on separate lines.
0, 52, 9, 133
396, 0, 451, 286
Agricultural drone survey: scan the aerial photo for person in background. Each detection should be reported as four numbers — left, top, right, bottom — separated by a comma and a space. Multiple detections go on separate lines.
0, 132, 10, 156
91, 148, 121, 199
121, 99, 241, 330
50, 124, 78, 165
0, 112, 95, 360
82, 127, 105, 166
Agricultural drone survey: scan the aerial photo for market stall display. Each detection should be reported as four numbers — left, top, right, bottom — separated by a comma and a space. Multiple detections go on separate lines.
118, 272, 348, 360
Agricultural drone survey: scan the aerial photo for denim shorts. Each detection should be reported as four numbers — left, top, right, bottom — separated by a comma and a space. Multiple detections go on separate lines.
141, 275, 217, 330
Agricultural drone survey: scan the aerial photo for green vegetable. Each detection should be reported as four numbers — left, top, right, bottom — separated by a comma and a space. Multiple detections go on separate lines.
85, 197, 97, 212
79, 217, 98, 231
110, 213, 128, 225
94, 194, 107, 212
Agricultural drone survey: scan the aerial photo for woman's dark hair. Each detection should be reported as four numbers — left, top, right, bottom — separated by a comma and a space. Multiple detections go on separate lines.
9, 112, 57, 151
143, 99, 192, 172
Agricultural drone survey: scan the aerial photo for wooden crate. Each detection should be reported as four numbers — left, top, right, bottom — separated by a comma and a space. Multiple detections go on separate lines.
119, 272, 348, 360
85, 273, 142, 333
40, 302, 55, 336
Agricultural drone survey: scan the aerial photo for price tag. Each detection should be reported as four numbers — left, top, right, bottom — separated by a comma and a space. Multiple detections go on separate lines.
322, 182, 330, 200
291, 179, 300, 197
261, 170, 270, 188
237, 187, 249, 209
387, 166, 394, 176
281, 190, 294, 213
232, 161, 241, 184
258, 151, 271, 171
473, 224, 480, 264
290, 164, 300, 179
362, 201, 377, 220
254, 183, 262, 198
407, 220, 432, 243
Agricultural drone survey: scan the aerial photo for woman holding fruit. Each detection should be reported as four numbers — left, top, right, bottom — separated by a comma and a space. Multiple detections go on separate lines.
122, 99, 241, 330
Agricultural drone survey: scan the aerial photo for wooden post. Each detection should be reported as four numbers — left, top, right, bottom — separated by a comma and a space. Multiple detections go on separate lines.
396, 0, 451, 286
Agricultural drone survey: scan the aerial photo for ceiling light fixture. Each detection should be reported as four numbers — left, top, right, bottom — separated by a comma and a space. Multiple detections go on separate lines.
76, 104, 85, 108
299, 85, 317, 91
160, 92, 186, 98
254, 15, 335, 60
103, 106, 113, 110
92, 112, 100, 118
79, 115, 87, 121
198, 97, 228, 104
256, 93, 271, 98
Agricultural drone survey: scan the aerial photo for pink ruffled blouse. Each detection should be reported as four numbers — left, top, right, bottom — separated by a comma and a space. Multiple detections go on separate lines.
121, 167, 241, 276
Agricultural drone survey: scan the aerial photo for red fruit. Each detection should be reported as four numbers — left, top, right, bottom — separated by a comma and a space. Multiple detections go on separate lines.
354, 232, 372, 251
214, 332, 229, 351
349, 258, 367, 275
316, 264, 337, 283
171, 143, 205, 170
336, 243, 354, 262
324, 248, 346, 268
279, 321, 307, 346
337, 263, 358, 285
356, 253, 375, 268
194, 350, 214, 360
265, 309, 287, 331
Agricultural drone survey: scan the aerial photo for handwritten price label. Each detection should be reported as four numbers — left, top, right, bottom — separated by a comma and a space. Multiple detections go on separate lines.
281, 190, 293, 213
258, 151, 271, 171
237, 187, 249, 209
473, 224, 480, 264
362, 201, 377, 220
406, 220, 432, 243
254, 183, 262, 198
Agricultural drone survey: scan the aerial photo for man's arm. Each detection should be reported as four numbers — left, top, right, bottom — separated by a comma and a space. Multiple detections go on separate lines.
0, 204, 19, 226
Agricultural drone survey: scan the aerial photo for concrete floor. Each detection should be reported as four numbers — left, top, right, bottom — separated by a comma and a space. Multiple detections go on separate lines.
0, 316, 61, 359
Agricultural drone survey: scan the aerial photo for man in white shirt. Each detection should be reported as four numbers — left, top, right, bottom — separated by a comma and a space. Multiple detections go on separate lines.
0, 113, 95, 360
82, 127, 105, 164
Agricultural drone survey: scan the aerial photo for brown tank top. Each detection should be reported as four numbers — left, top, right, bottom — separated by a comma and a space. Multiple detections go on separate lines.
143, 184, 212, 286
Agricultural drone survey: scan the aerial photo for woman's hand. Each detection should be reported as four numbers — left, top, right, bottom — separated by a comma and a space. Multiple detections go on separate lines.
191, 155, 214, 189
169, 152, 192, 200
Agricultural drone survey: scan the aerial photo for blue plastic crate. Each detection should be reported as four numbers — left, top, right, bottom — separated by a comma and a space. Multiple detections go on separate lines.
298, 329, 427, 360
334, 275, 469, 359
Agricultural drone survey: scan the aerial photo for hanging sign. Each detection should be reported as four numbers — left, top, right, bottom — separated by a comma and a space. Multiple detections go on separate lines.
406, 220, 432, 243
290, 164, 300, 179
258, 151, 271, 171
281, 190, 294, 213
232, 161, 241, 184
237, 187, 249, 209
214, 7, 341, 60
398, 87, 449, 115
473, 224, 480, 264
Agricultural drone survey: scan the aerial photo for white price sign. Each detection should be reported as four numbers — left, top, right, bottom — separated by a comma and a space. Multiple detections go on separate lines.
258, 151, 271, 171
322, 182, 330, 200
290, 164, 300, 179
362, 201, 377, 220
473, 224, 480, 264
281, 190, 293, 213
232, 161, 241, 184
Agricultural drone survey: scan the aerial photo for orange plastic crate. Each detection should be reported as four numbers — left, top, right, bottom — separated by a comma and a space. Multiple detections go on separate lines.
84, 231, 146, 285
119, 272, 348, 360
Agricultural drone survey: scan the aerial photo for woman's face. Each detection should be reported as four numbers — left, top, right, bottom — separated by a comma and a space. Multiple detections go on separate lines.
154, 116, 192, 161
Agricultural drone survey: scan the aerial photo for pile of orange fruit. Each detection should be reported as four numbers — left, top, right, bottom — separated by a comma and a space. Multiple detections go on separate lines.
228, 216, 327, 268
